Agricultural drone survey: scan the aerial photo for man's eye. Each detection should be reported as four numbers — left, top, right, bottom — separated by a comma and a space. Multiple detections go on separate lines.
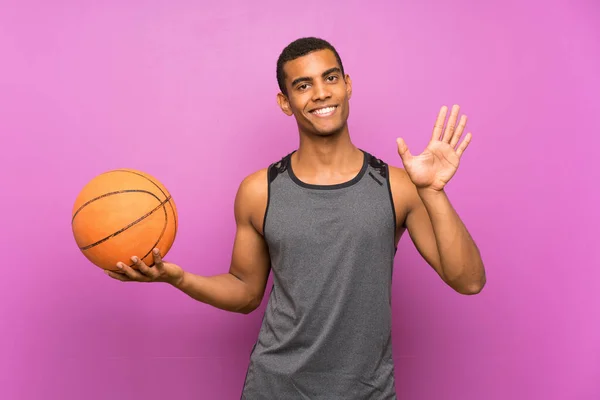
327, 76, 338, 82
298, 84, 309, 90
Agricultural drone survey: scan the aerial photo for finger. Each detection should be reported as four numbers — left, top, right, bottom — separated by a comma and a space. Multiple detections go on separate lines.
456, 133, 472, 157
131, 256, 157, 279
396, 138, 413, 164
152, 248, 165, 271
450, 114, 467, 148
105, 269, 132, 282
441, 104, 460, 143
431, 105, 448, 141
117, 261, 149, 281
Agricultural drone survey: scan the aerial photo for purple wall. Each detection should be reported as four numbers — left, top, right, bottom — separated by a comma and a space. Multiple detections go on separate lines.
1, 0, 598, 399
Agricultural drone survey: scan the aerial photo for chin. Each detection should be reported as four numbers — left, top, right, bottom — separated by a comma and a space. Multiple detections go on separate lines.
297, 115, 347, 137
315, 129, 341, 136
316, 123, 346, 136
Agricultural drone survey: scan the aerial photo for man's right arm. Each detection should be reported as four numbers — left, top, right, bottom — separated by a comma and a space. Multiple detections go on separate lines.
172, 169, 271, 314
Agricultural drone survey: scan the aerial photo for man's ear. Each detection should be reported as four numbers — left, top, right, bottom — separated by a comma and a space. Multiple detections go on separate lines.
345, 74, 352, 100
277, 92, 293, 116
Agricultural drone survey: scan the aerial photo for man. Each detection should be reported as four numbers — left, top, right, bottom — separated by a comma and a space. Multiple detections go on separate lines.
107, 37, 486, 399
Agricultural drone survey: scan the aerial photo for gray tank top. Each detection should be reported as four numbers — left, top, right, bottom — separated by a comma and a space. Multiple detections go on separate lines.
241, 149, 398, 399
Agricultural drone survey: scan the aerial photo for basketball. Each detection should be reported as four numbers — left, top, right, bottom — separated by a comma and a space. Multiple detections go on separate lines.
72, 169, 178, 271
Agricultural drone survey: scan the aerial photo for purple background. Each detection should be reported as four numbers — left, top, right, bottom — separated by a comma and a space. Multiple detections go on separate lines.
1, 0, 598, 399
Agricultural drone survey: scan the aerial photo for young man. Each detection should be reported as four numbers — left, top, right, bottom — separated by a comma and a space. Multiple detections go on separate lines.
107, 37, 486, 399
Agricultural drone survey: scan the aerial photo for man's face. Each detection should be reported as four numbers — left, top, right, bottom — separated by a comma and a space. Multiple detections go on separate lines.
277, 49, 352, 137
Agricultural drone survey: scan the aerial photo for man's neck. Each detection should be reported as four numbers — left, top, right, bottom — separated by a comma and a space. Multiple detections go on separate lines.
293, 129, 363, 176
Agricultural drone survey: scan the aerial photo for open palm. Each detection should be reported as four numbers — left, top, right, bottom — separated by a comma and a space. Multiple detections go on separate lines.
397, 105, 472, 191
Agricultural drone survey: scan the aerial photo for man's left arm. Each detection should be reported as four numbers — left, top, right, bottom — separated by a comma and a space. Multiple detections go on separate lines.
391, 167, 485, 295
393, 104, 486, 295
412, 187, 485, 294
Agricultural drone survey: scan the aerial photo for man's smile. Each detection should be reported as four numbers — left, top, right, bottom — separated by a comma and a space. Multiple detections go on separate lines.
309, 105, 338, 117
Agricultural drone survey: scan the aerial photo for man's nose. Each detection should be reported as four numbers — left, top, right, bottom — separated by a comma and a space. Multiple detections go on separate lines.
312, 82, 332, 101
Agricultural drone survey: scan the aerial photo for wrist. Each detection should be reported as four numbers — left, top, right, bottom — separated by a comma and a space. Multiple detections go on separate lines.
417, 186, 445, 199
170, 269, 187, 289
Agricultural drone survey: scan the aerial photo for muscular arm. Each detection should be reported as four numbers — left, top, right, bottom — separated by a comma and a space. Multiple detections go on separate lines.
174, 169, 271, 314
389, 166, 486, 295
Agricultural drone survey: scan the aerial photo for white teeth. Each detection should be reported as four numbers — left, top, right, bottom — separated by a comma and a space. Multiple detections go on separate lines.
312, 106, 335, 115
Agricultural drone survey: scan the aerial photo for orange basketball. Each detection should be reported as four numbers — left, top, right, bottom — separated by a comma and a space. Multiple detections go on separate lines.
72, 169, 178, 271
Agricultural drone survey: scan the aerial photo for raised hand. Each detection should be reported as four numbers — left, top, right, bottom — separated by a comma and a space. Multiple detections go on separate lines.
396, 104, 472, 191
106, 248, 184, 287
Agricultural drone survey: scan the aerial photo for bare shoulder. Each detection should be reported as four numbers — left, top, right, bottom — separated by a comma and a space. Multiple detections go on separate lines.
387, 165, 419, 227
388, 165, 417, 196
235, 168, 269, 235
388, 165, 411, 185
238, 168, 269, 198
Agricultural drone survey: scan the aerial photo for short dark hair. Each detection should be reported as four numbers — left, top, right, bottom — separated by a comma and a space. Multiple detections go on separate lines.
276, 37, 345, 95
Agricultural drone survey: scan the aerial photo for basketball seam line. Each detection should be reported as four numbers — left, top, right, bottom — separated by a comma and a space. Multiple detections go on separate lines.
72, 189, 158, 223
78, 195, 172, 251
137, 201, 169, 268
105, 171, 177, 267
105, 170, 178, 234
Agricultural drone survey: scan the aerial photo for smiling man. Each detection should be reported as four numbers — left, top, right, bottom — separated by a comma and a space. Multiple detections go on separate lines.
107, 37, 486, 399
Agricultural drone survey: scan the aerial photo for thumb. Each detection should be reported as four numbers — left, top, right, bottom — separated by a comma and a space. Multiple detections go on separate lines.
151, 248, 166, 270
396, 138, 412, 164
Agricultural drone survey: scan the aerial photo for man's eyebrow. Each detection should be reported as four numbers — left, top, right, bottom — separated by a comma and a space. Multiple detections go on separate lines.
321, 67, 342, 77
291, 76, 311, 87
290, 67, 342, 87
